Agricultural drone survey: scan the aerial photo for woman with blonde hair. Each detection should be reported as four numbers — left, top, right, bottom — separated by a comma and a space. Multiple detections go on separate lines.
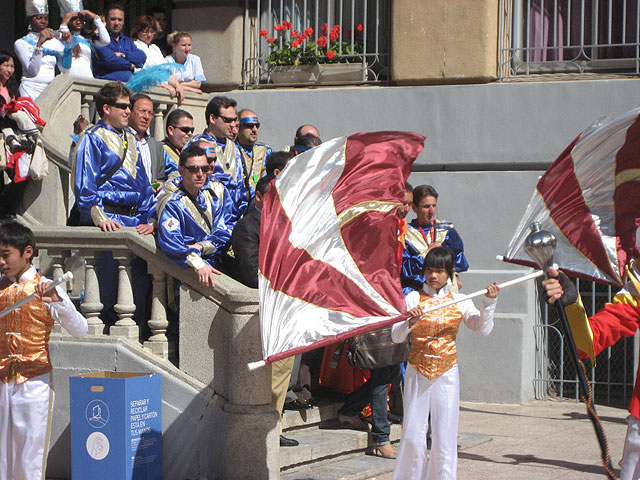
165, 31, 205, 93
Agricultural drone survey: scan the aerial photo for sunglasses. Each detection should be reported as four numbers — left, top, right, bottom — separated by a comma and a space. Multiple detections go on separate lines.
175, 125, 195, 134
109, 102, 131, 110
184, 165, 213, 173
218, 115, 238, 124
241, 123, 260, 129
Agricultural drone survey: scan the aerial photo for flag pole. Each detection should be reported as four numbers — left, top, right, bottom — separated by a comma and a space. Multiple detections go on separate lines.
248, 269, 543, 371
524, 223, 616, 480
0, 271, 73, 320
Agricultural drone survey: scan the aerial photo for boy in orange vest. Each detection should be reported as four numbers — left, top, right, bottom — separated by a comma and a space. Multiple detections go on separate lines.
0, 221, 87, 480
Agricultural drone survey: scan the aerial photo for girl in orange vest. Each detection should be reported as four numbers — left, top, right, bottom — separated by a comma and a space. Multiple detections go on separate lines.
391, 247, 499, 480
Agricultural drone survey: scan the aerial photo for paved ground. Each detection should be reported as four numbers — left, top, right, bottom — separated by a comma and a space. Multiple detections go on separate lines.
373, 399, 629, 479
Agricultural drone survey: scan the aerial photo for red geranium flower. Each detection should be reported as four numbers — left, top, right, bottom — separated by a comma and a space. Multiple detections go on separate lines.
291, 29, 300, 37
326, 50, 336, 60
274, 23, 283, 31
316, 35, 328, 47
321, 23, 328, 33
304, 27, 313, 37
329, 30, 339, 41
291, 39, 303, 48
260, 29, 269, 38
356, 23, 364, 32
282, 21, 293, 30
267, 37, 276, 43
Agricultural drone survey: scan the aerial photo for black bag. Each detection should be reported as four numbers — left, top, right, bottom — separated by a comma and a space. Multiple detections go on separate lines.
345, 325, 410, 370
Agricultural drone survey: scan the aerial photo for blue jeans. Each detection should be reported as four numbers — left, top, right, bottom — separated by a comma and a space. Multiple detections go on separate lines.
338, 364, 401, 445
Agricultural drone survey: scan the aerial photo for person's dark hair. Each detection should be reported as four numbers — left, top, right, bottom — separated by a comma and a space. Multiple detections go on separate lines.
166, 109, 193, 134
265, 150, 294, 176
106, 3, 125, 15
295, 133, 322, 148
423, 246, 454, 281
0, 221, 36, 260
96, 82, 131, 118
179, 144, 207, 167
0, 51, 19, 101
131, 15, 156, 39
413, 184, 438, 206
131, 93, 152, 109
150, 7, 166, 16
205, 96, 237, 124
405, 181, 413, 192
256, 174, 275, 196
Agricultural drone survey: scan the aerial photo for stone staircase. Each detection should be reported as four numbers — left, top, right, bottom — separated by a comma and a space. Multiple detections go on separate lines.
279, 398, 401, 479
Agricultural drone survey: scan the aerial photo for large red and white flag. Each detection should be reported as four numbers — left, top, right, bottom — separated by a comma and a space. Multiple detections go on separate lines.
503, 108, 640, 286
257, 132, 425, 365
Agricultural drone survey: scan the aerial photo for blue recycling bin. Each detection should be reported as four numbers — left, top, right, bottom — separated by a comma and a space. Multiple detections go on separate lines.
70, 371, 162, 480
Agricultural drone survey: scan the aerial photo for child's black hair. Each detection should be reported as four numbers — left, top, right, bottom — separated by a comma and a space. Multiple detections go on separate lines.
0, 221, 36, 260
422, 246, 454, 280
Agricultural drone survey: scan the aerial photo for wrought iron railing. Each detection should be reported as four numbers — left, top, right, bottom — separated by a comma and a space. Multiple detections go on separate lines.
499, 0, 640, 78
534, 278, 637, 407
242, 0, 391, 88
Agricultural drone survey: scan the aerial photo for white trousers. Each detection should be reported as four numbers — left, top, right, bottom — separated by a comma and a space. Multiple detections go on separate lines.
393, 364, 460, 480
620, 414, 640, 480
0, 373, 54, 480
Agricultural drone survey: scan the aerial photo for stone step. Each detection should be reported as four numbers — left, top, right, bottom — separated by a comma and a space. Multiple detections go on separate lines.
280, 453, 397, 480
280, 422, 402, 471
282, 400, 342, 430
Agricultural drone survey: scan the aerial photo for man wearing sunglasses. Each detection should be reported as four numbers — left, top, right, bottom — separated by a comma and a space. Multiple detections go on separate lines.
73, 81, 155, 234
157, 145, 232, 288
190, 96, 251, 216
236, 109, 272, 193
162, 109, 194, 176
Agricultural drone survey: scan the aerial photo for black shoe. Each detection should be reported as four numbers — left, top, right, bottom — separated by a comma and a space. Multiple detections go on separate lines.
388, 412, 403, 424
284, 399, 313, 410
280, 435, 299, 447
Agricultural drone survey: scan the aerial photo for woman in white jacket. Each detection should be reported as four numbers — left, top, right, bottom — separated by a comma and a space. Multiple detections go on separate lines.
58, 9, 110, 78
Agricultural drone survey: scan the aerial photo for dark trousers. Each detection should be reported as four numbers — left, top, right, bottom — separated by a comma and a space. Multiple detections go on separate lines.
338, 364, 401, 445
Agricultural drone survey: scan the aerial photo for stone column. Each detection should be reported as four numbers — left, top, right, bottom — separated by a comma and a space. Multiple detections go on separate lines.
110, 255, 139, 340
153, 103, 166, 141
80, 253, 104, 336
80, 93, 92, 122
143, 267, 169, 359
47, 250, 68, 336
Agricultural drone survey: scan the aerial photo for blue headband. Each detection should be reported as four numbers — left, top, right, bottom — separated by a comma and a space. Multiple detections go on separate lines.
295, 145, 312, 152
240, 116, 259, 125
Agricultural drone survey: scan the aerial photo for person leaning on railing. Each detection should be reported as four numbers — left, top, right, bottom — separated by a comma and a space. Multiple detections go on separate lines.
165, 31, 205, 94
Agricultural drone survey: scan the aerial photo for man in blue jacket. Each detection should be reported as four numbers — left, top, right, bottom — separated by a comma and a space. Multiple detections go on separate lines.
93, 3, 146, 81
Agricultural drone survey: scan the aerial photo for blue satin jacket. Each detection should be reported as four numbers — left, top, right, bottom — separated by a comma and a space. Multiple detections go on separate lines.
157, 182, 232, 271
401, 219, 469, 294
74, 121, 156, 227
190, 130, 252, 209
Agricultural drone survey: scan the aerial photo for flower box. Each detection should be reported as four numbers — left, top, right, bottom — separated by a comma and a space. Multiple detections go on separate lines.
316, 63, 367, 84
270, 64, 318, 84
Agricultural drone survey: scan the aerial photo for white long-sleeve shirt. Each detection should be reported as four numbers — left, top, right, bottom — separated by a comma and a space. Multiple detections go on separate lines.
14, 32, 65, 100
391, 284, 497, 344
60, 17, 110, 78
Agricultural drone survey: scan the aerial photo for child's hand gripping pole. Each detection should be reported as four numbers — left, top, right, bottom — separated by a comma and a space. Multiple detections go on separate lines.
0, 272, 73, 320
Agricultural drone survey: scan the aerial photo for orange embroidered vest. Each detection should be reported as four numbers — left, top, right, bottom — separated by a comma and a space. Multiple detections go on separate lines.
0, 274, 55, 384
408, 290, 463, 379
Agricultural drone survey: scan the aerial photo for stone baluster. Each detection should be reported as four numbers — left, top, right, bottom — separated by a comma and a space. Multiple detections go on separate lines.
80, 93, 92, 123
153, 104, 166, 141
111, 254, 139, 340
81, 253, 104, 336
143, 266, 169, 359
47, 250, 68, 336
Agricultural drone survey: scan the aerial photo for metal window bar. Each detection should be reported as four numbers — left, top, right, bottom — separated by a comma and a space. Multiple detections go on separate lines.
242, 0, 390, 88
534, 277, 635, 407
499, 0, 640, 79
